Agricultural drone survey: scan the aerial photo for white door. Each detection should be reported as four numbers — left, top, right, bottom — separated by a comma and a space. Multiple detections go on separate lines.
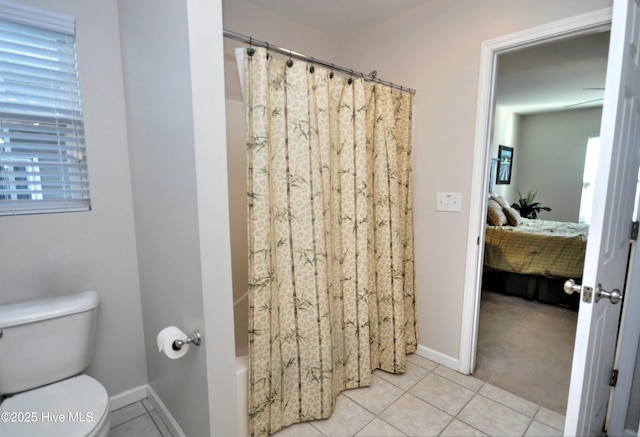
564, 0, 640, 435
606, 170, 640, 436
607, 219, 640, 436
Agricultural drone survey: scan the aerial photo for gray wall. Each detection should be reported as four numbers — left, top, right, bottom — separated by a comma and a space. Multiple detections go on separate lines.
0, 0, 148, 401
492, 106, 521, 204
118, 0, 237, 435
1, 1, 238, 433
517, 107, 603, 222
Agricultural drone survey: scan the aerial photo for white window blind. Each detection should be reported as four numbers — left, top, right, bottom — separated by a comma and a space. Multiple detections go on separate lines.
0, 1, 90, 216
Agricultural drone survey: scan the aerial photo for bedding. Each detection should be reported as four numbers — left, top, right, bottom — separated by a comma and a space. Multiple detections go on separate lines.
484, 218, 588, 279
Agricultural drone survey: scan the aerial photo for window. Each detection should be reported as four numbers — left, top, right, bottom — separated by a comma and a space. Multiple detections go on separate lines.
578, 135, 601, 225
0, 1, 90, 216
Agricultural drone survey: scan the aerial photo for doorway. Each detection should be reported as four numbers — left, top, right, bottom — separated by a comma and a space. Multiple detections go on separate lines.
473, 31, 609, 413
458, 6, 613, 409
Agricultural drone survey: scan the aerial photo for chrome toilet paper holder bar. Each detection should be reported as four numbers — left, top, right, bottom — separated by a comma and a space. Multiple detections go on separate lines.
172, 330, 202, 351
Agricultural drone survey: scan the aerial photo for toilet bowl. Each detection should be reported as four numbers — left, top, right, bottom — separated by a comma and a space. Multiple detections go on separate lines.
0, 291, 110, 436
0, 375, 110, 437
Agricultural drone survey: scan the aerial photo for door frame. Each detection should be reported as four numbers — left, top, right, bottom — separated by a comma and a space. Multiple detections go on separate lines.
458, 7, 613, 375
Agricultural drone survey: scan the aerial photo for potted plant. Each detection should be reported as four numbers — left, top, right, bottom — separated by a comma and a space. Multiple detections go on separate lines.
511, 190, 551, 219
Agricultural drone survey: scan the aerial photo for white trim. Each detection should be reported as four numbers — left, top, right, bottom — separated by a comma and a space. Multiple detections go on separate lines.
415, 344, 459, 370
108, 384, 148, 412
458, 36, 496, 375
459, 7, 614, 375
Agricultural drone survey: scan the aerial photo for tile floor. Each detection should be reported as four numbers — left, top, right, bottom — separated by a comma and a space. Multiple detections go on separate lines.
109, 354, 565, 436
109, 398, 171, 437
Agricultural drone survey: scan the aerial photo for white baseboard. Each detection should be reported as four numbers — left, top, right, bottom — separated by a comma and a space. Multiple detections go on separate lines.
415, 344, 459, 371
146, 385, 186, 437
109, 384, 147, 411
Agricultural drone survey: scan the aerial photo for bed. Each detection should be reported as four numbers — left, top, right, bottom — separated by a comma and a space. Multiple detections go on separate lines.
482, 197, 588, 309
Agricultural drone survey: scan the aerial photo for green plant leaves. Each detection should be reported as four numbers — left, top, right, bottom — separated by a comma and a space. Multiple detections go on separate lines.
510, 190, 552, 219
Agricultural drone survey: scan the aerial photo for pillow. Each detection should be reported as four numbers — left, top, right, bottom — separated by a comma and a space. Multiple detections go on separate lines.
487, 198, 508, 226
504, 207, 523, 226
491, 195, 510, 210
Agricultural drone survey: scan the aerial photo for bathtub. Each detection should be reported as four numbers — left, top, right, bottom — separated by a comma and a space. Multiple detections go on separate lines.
236, 355, 249, 437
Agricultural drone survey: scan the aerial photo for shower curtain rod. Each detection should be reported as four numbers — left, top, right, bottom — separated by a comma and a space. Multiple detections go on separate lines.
223, 29, 416, 95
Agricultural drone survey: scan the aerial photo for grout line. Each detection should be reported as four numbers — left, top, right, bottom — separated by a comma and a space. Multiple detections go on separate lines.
140, 399, 166, 436
109, 402, 148, 429
351, 414, 376, 437
123, 357, 566, 437
475, 391, 540, 419
522, 416, 536, 437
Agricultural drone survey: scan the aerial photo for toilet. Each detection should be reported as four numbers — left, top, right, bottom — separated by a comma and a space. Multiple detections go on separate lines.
0, 290, 111, 436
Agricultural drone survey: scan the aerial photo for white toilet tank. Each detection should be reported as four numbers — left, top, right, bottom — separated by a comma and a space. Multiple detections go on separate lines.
0, 290, 99, 396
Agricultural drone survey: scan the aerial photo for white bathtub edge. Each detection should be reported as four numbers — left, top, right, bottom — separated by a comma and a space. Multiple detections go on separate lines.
236, 354, 249, 437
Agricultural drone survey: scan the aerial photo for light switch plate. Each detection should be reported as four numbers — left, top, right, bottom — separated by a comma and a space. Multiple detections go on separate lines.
436, 192, 462, 212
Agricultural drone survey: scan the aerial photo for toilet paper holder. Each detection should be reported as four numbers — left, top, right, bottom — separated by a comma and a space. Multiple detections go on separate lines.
172, 330, 202, 351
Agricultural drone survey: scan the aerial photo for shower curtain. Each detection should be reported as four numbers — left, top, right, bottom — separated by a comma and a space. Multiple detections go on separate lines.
244, 47, 416, 436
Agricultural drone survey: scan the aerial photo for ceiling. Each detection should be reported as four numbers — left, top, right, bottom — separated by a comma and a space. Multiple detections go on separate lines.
496, 31, 610, 114
243, 0, 433, 37
242, 1, 610, 115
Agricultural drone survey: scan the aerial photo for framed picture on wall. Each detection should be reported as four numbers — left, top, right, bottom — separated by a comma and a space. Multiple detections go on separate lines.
496, 145, 513, 185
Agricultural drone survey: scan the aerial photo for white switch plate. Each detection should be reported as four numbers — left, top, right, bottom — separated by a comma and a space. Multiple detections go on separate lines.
436, 192, 462, 212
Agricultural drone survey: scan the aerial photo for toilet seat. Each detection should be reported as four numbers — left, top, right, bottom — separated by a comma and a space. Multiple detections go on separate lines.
0, 375, 110, 437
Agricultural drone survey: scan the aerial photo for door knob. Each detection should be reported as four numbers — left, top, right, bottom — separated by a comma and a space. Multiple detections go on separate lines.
595, 283, 622, 304
564, 279, 593, 303
563, 279, 581, 295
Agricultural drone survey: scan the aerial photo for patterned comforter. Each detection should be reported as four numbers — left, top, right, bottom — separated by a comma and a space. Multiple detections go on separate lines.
484, 218, 588, 279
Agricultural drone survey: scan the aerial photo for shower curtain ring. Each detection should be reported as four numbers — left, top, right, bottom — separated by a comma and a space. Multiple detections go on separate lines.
309, 57, 315, 73
247, 37, 255, 57
329, 63, 335, 79
286, 50, 294, 68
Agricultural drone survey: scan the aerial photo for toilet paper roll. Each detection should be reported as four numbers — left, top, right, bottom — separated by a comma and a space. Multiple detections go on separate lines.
157, 326, 189, 359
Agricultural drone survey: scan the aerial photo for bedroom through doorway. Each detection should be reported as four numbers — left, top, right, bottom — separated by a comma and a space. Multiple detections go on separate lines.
472, 30, 610, 415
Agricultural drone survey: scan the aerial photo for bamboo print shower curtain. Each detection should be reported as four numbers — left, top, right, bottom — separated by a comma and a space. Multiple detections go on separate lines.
245, 47, 416, 436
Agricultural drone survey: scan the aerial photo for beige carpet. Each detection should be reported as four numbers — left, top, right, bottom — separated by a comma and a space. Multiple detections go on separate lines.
473, 290, 578, 414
